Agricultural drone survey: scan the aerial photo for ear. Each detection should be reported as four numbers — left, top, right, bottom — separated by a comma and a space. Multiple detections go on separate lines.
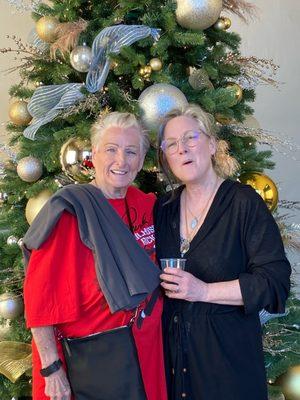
208, 136, 217, 156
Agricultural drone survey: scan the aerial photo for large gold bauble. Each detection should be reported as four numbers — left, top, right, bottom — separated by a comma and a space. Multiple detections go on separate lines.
226, 82, 243, 103
239, 172, 279, 212
176, 0, 223, 31
0, 293, 24, 320
17, 156, 43, 183
25, 189, 53, 225
60, 138, 94, 183
36, 16, 59, 43
9, 100, 32, 126
149, 58, 163, 71
275, 365, 300, 400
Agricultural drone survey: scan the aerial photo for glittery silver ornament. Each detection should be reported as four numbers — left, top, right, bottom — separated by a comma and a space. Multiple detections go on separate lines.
6, 235, 18, 246
176, 0, 223, 31
0, 192, 8, 204
138, 83, 188, 130
60, 137, 94, 183
188, 68, 214, 90
17, 238, 24, 248
0, 293, 24, 320
17, 156, 43, 183
70, 44, 92, 73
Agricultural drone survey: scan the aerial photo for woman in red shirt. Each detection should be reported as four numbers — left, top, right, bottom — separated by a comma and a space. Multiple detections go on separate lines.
24, 112, 167, 400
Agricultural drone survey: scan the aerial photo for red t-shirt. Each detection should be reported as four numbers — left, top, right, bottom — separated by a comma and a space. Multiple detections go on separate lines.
24, 186, 167, 400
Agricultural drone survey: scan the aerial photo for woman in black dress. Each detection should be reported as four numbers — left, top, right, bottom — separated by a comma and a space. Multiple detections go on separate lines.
154, 104, 291, 400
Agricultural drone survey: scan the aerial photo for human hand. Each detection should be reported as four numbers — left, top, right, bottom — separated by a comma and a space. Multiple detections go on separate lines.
160, 267, 209, 302
44, 367, 72, 400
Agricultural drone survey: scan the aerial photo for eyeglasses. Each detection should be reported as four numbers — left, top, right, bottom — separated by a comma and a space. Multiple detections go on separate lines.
160, 130, 203, 155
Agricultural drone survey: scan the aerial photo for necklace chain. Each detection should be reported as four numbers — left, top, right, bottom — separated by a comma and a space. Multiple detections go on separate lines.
180, 178, 220, 257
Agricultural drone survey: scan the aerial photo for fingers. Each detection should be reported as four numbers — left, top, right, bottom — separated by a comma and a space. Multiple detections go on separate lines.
161, 267, 185, 276
160, 272, 182, 284
160, 281, 179, 292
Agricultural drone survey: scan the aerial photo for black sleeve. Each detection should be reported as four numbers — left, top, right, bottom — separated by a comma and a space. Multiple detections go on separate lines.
238, 186, 291, 315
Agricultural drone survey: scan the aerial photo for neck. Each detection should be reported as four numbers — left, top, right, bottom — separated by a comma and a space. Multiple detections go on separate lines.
91, 179, 127, 199
184, 172, 221, 201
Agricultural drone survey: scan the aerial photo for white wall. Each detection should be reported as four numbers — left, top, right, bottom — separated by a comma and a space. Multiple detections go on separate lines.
228, 0, 300, 294
0, 0, 299, 289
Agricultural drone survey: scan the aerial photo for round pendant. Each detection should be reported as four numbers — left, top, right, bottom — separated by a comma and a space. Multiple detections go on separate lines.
180, 239, 190, 256
190, 217, 198, 230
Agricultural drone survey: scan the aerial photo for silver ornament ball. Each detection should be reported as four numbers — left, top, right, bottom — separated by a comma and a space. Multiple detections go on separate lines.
70, 45, 92, 73
18, 238, 24, 248
176, 0, 223, 31
0, 293, 24, 320
17, 156, 43, 183
138, 83, 188, 130
6, 235, 18, 246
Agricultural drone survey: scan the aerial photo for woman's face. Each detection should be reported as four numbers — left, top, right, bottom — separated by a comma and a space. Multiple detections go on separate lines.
163, 115, 216, 185
92, 125, 144, 196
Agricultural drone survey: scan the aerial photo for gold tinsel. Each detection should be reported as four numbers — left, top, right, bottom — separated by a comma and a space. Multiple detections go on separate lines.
50, 19, 88, 59
0, 341, 32, 383
223, 53, 280, 89
222, 0, 258, 23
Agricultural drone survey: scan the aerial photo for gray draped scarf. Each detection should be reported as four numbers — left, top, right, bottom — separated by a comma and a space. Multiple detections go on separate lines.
22, 184, 160, 313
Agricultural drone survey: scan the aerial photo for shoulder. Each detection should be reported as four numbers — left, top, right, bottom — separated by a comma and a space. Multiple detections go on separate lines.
127, 185, 156, 205
233, 181, 268, 209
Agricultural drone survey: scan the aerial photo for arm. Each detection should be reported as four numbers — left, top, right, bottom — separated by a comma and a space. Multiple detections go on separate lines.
160, 269, 243, 304
31, 326, 71, 400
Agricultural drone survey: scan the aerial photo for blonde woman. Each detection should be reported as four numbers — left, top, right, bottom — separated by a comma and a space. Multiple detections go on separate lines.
155, 104, 291, 400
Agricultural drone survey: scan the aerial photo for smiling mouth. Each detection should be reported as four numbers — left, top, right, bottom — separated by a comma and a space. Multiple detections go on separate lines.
111, 170, 128, 175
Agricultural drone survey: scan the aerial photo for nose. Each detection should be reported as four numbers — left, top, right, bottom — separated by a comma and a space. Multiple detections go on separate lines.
115, 149, 126, 166
177, 138, 188, 154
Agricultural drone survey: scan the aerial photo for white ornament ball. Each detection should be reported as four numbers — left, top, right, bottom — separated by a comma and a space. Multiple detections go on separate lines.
0, 293, 24, 320
138, 83, 188, 130
176, 0, 223, 31
70, 45, 92, 73
17, 156, 43, 183
6, 236, 18, 246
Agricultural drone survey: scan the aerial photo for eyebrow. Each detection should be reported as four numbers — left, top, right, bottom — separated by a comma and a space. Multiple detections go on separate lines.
104, 143, 139, 148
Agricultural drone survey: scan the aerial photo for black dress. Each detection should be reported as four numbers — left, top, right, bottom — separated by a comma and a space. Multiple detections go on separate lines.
154, 180, 291, 400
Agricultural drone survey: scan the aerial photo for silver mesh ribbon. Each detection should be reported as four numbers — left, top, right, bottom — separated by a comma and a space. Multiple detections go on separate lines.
259, 309, 287, 325
23, 83, 84, 140
23, 24, 160, 140
86, 25, 160, 93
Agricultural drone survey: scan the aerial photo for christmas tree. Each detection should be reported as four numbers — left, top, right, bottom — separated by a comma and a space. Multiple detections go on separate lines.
0, 0, 299, 398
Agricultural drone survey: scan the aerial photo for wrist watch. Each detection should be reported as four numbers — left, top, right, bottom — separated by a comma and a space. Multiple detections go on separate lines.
40, 359, 63, 377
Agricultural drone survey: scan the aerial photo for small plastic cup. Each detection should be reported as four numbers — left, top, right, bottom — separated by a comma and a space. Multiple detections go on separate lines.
160, 258, 186, 271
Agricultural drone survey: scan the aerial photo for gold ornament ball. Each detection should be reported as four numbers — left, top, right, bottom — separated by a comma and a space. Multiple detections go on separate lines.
176, 0, 223, 31
60, 138, 94, 183
17, 156, 43, 183
25, 189, 53, 225
215, 113, 233, 125
239, 172, 279, 212
0, 293, 24, 320
213, 18, 226, 31
149, 58, 163, 71
223, 17, 232, 29
226, 82, 243, 103
36, 16, 59, 43
275, 365, 300, 400
9, 100, 32, 126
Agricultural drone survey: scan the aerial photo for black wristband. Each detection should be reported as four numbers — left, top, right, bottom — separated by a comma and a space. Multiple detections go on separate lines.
40, 359, 63, 377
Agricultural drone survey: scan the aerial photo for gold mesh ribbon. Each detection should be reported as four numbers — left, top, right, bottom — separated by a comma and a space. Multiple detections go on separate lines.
0, 341, 32, 383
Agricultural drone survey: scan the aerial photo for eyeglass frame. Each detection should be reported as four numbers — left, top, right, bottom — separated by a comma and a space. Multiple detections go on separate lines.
160, 129, 208, 155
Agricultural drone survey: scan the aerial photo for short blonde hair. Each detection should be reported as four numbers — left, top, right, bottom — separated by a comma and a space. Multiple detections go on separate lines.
91, 111, 150, 155
158, 104, 239, 181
